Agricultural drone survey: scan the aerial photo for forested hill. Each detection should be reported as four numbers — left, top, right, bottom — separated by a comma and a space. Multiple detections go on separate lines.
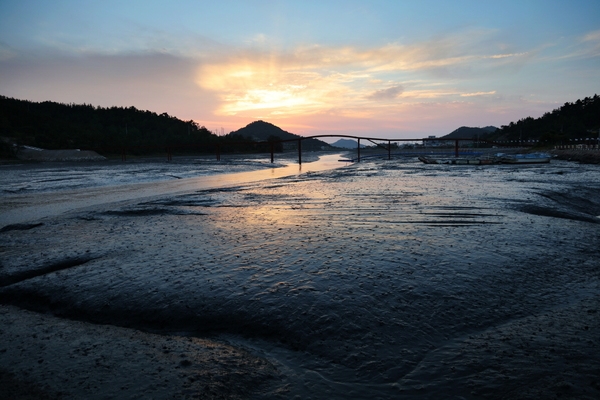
441, 126, 497, 139
0, 97, 332, 155
229, 120, 298, 141
489, 95, 600, 144
0, 96, 217, 152
227, 120, 330, 150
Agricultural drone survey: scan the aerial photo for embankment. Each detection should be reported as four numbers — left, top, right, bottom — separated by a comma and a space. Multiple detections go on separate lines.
550, 149, 600, 164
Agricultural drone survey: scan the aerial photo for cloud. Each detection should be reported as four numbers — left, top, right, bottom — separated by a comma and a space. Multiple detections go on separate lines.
488, 52, 528, 59
552, 29, 600, 61
366, 85, 404, 101
579, 29, 600, 58
193, 28, 535, 119
192, 26, 543, 120
0, 41, 16, 61
460, 91, 497, 97
0, 50, 217, 121
582, 30, 600, 43
1, 25, 560, 138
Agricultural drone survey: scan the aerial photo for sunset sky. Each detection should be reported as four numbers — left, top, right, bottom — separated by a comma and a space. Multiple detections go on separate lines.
1, 0, 599, 139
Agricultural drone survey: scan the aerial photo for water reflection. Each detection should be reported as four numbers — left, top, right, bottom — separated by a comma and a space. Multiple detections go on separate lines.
183, 153, 345, 191
0, 153, 346, 226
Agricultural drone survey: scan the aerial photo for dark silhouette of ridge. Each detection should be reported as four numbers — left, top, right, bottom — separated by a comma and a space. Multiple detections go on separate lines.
441, 126, 498, 140
227, 120, 330, 151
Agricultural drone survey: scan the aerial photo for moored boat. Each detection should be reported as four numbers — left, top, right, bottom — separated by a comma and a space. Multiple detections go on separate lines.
418, 155, 499, 165
498, 152, 551, 164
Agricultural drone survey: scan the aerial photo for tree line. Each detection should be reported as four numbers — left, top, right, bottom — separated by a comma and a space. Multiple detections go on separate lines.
489, 94, 600, 145
0, 96, 295, 156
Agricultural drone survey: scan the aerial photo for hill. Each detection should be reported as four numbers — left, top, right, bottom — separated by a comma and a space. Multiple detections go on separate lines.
0, 97, 331, 157
489, 95, 600, 144
330, 139, 367, 149
228, 120, 298, 142
0, 95, 216, 155
227, 120, 330, 151
441, 126, 497, 140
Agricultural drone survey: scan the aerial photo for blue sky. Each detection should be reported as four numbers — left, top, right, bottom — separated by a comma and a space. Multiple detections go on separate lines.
1, 0, 599, 138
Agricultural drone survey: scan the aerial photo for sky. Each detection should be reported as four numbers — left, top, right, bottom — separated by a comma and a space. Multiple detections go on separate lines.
1, 0, 599, 140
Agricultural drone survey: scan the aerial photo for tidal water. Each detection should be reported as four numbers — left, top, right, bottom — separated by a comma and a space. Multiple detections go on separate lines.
1, 155, 599, 399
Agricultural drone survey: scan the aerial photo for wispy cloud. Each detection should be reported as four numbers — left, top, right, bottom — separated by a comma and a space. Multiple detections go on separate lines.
0, 41, 16, 61
461, 91, 497, 97
580, 29, 600, 57
366, 85, 404, 100
0, 24, 568, 138
552, 29, 600, 60
488, 52, 528, 59
583, 30, 600, 41
195, 29, 531, 119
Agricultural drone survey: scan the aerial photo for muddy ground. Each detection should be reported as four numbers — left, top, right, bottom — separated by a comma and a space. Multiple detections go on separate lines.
1, 157, 599, 399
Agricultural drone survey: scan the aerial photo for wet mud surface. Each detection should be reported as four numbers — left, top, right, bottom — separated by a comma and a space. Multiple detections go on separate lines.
1, 158, 600, 399
0, 155, 294, 195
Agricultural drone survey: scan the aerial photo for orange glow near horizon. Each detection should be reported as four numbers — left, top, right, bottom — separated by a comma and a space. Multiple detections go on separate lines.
2, 3, 599, 140
192, 36, 527, 137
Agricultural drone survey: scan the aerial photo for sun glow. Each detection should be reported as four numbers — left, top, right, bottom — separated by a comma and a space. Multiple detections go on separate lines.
196, 59, 343, 117
226, 88, 312, 111
193, 30, 553, 127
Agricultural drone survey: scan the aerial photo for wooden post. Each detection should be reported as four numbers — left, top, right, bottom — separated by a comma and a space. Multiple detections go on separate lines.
357, 138, 361, 162
298, 139, 302, 165
270, 142, 274, 163
388, 140, 391, 160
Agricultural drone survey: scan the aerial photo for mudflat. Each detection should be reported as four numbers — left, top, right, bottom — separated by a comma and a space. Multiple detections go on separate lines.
1, 156, 599, 399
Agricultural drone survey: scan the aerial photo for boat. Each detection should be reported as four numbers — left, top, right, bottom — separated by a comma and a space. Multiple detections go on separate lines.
498, 152, 551, 164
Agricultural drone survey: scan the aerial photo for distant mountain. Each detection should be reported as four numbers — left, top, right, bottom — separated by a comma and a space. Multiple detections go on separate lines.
330, 138, 366, 149
227, 120, 331, 150
441, 126, 498, 139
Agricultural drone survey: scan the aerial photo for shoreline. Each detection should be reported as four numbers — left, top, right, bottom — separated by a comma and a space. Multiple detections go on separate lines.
0, 153, 343, 226
550, 148, 600, 164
